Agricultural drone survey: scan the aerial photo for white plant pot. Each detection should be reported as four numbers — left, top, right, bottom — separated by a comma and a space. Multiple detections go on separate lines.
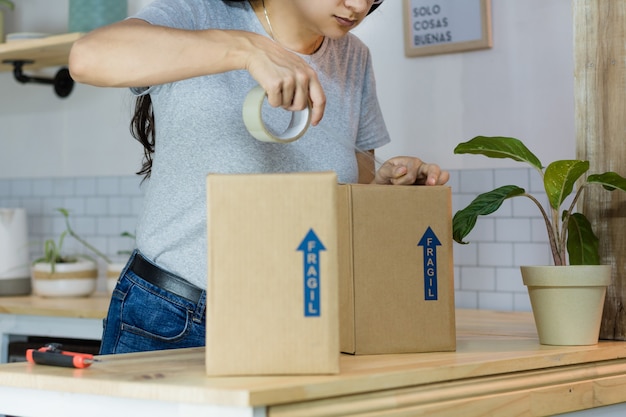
32, 259, 98, 298
0, 208, 31, 295
106, 262, 126, 292
521, 265, 611, 346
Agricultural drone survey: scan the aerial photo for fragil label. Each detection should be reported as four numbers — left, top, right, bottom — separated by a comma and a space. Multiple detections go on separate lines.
297, 229, 325, 317
418, 226, 441, 300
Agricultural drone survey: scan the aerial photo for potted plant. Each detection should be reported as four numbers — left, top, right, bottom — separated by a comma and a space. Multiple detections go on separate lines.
452, 136, 626, 345
32, 208, 111, 298
0, 0, 14, 43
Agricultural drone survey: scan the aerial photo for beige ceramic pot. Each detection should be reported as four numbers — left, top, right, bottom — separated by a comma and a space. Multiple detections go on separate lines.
31, 259, 98, 297
521, 265, 611, 346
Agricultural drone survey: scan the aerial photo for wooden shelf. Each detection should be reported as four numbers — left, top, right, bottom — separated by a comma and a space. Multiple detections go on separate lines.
0, 32, 83, 72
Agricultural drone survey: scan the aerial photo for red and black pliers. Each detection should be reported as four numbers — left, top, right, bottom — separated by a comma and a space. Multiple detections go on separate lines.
26, 343, 97, 369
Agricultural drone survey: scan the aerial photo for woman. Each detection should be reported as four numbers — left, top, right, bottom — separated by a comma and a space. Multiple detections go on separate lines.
69, 0, 450, 354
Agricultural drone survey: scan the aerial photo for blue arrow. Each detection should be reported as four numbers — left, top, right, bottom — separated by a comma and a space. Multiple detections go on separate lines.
418, 227, 441, 301
297, 229, 326, 317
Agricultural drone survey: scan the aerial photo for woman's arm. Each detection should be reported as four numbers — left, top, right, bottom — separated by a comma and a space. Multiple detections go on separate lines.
69, 18, 326, 123
69, 19, 255, 87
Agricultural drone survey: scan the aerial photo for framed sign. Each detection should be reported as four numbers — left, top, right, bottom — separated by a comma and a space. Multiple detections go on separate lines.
403, 0, 493, 57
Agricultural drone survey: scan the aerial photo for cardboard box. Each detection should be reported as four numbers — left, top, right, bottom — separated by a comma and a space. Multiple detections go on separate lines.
338, 184, 456, 355
205, 172, 339, 376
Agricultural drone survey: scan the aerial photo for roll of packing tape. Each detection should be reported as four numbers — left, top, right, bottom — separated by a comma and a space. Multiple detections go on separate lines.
243, 85, 311, 143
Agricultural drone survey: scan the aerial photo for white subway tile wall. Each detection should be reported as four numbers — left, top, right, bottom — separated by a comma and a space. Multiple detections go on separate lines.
0, 169, 549, 312
452, 168, 548, 312
0, 176, 144, 268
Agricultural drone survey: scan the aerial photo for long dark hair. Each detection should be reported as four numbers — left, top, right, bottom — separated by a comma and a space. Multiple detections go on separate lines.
131, 0, 384, 179
131, 94, 155, 179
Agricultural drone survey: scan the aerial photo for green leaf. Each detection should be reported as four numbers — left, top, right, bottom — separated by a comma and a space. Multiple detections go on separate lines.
587, 171, 626, 192
566, 212, 600, 265
121, 231, 136, 239
57, 207, 70, 218
453, 185, 526, 244
544, 160, 589, 210
0, 0, 15, 11
454, 136, 543, 171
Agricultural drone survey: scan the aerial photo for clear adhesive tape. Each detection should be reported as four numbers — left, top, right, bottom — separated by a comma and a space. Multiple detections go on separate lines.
243, 85, 311, 143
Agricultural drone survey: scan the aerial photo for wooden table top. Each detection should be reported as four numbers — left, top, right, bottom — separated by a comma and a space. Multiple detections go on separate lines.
0, 292, 110, 319
2, 308, 626, 416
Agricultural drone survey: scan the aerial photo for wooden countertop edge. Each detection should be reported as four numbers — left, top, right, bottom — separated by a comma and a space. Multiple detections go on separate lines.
268, 358, 626, 417
3, 339, 626, 408
2, 309, 626, 411
251, 341, 626, 407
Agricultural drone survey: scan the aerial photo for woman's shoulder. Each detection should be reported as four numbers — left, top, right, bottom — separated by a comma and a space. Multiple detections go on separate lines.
133, 0, 252, 30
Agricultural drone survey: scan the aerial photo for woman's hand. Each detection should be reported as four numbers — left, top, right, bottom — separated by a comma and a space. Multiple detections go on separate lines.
244, 35, 326, 125
372, 156, 449, 186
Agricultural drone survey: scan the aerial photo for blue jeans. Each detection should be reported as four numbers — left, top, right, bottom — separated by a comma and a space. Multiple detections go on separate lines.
99, 251, 207, 354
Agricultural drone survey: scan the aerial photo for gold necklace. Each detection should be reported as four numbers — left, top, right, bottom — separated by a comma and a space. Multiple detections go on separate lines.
261, 0, 276, 39
260, 0, 323, 54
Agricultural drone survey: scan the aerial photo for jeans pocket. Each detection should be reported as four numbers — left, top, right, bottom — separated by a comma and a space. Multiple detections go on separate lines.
102, 267, 204, 354
105, 273, 193, 353
120, 282, 193, 342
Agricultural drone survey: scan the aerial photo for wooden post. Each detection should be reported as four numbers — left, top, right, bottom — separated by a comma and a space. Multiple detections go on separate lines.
574, 1, 626, 340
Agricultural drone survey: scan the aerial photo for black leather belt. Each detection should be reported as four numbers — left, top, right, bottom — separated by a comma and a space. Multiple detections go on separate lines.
129, 253, 203, 304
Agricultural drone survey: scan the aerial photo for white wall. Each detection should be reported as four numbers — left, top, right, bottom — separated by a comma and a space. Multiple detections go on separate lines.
0, 0, 150, 179
0, 0, 575, 178
354, 0, 575, 168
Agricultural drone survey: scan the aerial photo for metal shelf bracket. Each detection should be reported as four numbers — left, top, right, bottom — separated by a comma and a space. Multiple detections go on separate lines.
2, 59, 75, 98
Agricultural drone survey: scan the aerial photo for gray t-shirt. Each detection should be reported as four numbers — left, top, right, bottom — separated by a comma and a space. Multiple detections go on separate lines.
132, 0, 391, 289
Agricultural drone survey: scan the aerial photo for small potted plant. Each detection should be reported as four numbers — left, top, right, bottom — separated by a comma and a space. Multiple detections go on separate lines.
32, 208, 111, 298
453, 136, 626, 345
0, 0, 14, 43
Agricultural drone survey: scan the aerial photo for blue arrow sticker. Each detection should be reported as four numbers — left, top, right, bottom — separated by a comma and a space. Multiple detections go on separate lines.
418, 226, 441, 301
297, 229, 326, 317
